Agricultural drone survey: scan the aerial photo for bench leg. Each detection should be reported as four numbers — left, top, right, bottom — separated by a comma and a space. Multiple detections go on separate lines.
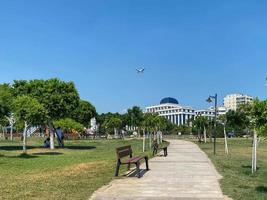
153, 148, 157, 156
145, 156, 149, 170
165, 148, 168, 156
115, 161, 120, 177
136, 162, 141, 178
128, 162, 131, 170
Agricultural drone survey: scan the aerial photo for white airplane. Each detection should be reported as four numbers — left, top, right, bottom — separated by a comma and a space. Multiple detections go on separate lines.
136, 68, 145, 73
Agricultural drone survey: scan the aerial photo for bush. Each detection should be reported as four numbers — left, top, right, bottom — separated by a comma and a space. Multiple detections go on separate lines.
54, 118, 83, 133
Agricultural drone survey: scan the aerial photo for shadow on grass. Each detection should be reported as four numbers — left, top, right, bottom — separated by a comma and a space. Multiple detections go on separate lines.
242, 165, 260, 170
0, 146, 37, 151
32, 152, 63, 156
256, 186, 267, 193
0, 153, 38, 159
17, 153, 38, 159
64, 146, 96, 150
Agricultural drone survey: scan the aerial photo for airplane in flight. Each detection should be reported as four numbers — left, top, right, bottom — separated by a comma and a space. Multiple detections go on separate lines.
136, 68, 145, 73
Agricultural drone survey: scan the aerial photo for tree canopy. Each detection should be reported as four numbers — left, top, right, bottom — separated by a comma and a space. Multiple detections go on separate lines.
13, 79, 80, 120
72, 100, 96, 126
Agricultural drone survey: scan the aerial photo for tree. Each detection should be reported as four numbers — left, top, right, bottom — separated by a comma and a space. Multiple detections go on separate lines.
0, 84, 13, 138
126, 106, 144, 136
54, 118, 83, 133
72, 100, 97, 127
102, 116, 122, 136
192, 116, 208, 142
250, 99, 267, 173
12, 79, 80, 149
13, 96, 47, 154
218, 115, 229, 155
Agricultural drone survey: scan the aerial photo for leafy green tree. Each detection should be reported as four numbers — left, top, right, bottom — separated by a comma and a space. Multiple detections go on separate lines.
102, 116, 122, 135
249, 98, 267, 173
12, 79, 80, 149
54, 118, 83, 133
13, 96, 47, 154
72, 100, 96, 127
192, 116, 209, 142
126, 106, 144, 136
0, 84, 13, 121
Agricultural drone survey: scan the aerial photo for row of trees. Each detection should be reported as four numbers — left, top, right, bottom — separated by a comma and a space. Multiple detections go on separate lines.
97, 106, 177, 137
0, 79, 96, 153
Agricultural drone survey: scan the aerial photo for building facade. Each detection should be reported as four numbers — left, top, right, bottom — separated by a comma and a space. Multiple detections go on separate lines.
145, 97, 195, 125
195, 106, 226, 120
224, 93, 253, 111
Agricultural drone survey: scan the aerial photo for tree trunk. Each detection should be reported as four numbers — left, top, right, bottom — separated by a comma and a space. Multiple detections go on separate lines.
203, 126, 207, 143
149, 132, 152, 148
10, 124, 13, 141
252, 130, 257, 173
23, 121, 28, 154
143, 130, 145, 152
223, 125, 229, 155
49, 122, 55, 150
157, 131, 160, 144
198, 129, 201, 142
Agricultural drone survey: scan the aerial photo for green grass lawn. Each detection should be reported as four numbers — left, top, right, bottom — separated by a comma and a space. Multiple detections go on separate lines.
0, 138, 158, 200
197, 138, 267, 200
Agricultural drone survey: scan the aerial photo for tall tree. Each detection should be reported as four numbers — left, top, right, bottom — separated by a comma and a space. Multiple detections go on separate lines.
250, 98, 267, 173
0, 84, 14, 139
126, 106, 144, 135
218, 115, 229, 154
72, 100, 97, 127
13, 79, 80, 149
102, 116, 122, 136
13, 96, 47, 154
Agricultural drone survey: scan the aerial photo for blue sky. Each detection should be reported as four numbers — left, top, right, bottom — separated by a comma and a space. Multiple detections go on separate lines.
0, 0, 267, 113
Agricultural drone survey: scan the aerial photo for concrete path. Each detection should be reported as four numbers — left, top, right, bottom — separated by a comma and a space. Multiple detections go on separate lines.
90, 140, 226, 200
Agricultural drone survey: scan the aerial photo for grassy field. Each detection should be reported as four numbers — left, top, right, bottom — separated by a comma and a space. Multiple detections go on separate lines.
0, 138, 158, 200
197, 138, 267, 200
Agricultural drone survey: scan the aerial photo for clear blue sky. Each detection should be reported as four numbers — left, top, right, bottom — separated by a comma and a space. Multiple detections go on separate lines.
0, 0, 266, 113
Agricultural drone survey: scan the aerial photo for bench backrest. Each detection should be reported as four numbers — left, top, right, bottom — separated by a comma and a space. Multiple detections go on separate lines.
116, 145, 132, 159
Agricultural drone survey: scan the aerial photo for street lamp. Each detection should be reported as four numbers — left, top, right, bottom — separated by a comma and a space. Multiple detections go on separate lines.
206, 94, 218, 155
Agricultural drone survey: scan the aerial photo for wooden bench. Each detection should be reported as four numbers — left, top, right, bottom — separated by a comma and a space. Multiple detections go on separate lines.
153, 142, 168, 157
115, 145, 149, 178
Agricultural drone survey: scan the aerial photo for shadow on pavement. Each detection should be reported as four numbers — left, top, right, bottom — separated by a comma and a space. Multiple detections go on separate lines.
126, 169, 149, 178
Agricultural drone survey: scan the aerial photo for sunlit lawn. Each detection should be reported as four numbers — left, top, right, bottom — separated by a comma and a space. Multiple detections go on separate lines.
197, 138, 267, 200
0, 138, 156, 200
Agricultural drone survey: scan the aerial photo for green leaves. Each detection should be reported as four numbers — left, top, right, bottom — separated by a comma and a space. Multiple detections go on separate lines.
54, 118, 84, 133
0, 84, 13, 121
102, 117, 122, 133
12, 79, 80, 120
72, 100, 97, 126
12, 95, 47, 126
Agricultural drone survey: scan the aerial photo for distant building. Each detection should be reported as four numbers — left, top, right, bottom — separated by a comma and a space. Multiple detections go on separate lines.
224, 93, 253, 111
195, 108, 215, 120
145, 97, 195, 125
195, 106, 226, 120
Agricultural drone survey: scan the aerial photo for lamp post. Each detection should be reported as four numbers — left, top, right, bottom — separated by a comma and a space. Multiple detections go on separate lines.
206, 94, 218, 155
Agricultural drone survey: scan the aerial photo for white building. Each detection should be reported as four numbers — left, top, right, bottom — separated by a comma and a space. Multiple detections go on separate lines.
145, 97, 195, 125
195, 106, 226, 120
224, 93, 253, 111
195, 108, 215, 120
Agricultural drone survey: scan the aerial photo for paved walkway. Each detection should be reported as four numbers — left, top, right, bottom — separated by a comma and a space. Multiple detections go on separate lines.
90, 140, 227, 200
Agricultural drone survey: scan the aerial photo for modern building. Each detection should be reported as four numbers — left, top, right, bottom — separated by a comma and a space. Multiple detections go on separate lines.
195, 106, 227, 120
145, 97, 195, 125
224, 93, 253, 111
195, 108, 215, 120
